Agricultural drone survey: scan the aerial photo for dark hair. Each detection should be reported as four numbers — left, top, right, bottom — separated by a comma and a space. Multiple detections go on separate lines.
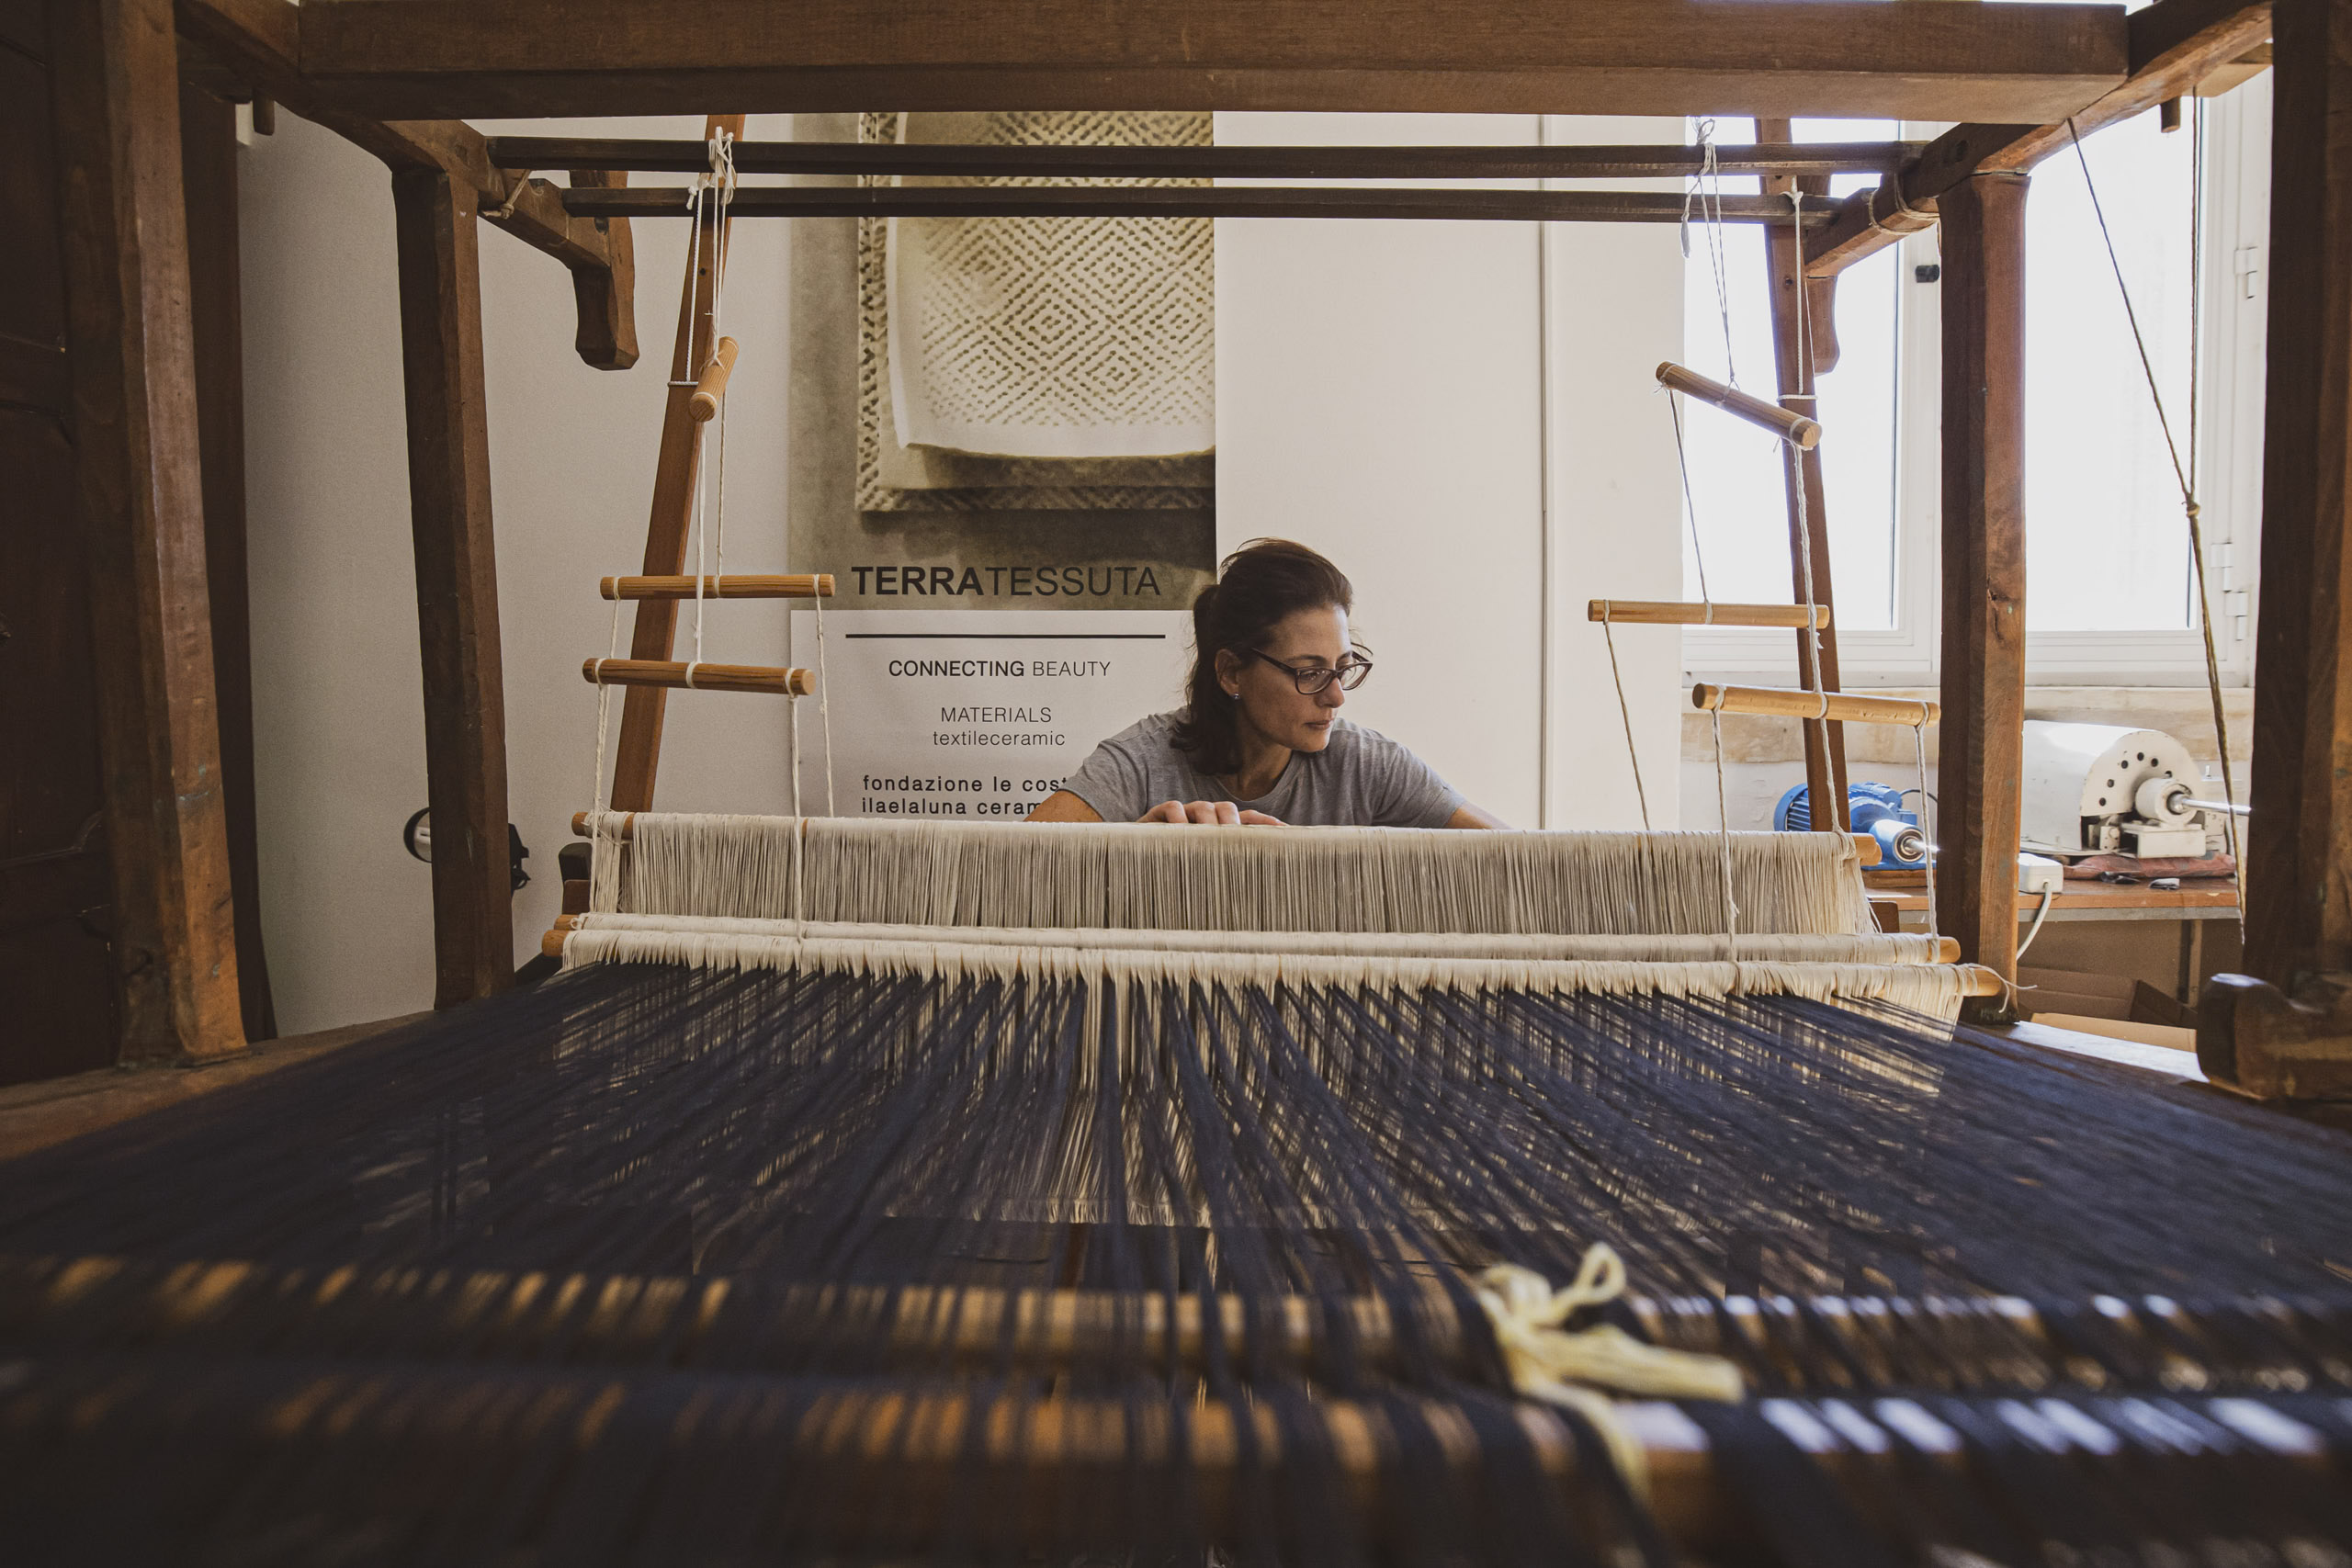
1170, 538, 1356, 775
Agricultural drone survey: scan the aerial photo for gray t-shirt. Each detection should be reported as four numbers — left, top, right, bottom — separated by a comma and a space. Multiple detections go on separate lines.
1063, 710, 1465, 828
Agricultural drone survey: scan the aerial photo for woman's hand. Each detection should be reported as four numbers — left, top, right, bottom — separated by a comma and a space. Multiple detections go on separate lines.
1137, 800, 1285, 826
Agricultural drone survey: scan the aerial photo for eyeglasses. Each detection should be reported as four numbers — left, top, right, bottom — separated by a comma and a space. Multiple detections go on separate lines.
1245, 648, 1374, 694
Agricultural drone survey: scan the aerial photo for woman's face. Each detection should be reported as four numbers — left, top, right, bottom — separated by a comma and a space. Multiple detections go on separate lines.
1221, 603, 1352, 755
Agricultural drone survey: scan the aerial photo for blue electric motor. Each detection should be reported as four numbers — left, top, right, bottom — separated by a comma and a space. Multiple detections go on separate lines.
1774, 781, 1928, 868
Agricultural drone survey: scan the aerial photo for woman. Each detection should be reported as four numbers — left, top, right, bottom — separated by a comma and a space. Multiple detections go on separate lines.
1030, 539, 1507, 828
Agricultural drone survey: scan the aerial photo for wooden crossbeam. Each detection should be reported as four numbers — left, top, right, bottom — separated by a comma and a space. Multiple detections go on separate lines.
288, 0, 2126, 123
560, 186, 1838, 226
1805, 0, 2270, 278
173, 0, 638, 370
487, 137, 1923, 181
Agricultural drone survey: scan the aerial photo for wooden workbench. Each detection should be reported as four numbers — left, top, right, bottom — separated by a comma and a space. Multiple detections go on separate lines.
1864, 873, 2240, 923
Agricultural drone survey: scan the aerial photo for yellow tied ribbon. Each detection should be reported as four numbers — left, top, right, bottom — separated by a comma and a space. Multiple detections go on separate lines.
1474, 1247, 1745, 1495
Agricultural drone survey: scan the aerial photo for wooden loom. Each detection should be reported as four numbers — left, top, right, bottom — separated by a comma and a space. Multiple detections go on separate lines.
67, 0, 2328, 1103
33, 2, 2352, 1559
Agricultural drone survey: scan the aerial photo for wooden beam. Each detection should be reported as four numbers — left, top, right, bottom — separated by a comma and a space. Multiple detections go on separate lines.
391, 165, 513, 1008
47, 0, 245, 1064
1935, 172, 2032, 1020
489, 137, 1925, 181
566, 171, 638, 372
560, 186, 1838, 226
171, 0, 635, 371
1806, 0, 2270, 278
1760, 122, 1849, 836
295, 0, 2127, 123
2245, 0, 2352, 987
608, 115, 746, 815
178, 75, 276, 1042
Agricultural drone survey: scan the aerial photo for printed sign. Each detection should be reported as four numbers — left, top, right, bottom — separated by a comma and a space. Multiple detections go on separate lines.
790, 609, 1193, 819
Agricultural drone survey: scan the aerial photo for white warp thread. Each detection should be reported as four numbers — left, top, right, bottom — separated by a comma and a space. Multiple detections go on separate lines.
564, 912, 1951, 966
556, 929, 1972, 1021
598, 815, 1876, 936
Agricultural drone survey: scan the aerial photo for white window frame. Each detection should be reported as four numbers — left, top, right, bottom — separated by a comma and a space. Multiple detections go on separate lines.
1684, 90, 2269, 689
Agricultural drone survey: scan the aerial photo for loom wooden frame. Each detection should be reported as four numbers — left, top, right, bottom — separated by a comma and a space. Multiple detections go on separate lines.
74, 0, 2327, 1059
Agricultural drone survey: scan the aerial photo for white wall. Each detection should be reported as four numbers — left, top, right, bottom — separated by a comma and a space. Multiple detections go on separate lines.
1214, 114, 1683, 829
239, 115, 798, 1033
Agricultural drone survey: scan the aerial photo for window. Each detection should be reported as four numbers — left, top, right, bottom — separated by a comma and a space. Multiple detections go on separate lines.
1679, 81, 2269, 686
1678, 118, 1905, 632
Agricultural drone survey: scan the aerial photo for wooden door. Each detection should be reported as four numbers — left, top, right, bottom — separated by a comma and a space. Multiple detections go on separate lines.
0, 0, 119, 1083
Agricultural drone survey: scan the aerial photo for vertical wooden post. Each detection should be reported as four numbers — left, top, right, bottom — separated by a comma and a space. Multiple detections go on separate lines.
391, 165, 513, 1007
1760, 119, 1850, 833
48, 0, 244, 1063
1936, 170, 2031, 1014
2246, 0, 2352, 988
608, 113, 745, 812
179, 78, 277, 1043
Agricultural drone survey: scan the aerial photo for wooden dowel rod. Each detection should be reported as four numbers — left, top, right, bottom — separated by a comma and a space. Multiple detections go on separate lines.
1959, 964, 2005, 998
572, 810, 636, 838
1656, 360, 1823, 448
1851, 834, 1881, 867
1589, 599, 1829, 629
601, 573, 835, 600
687, 334, 739, 422
582, 658, 813, 695
1691, 683, 1937, 727
487, 135, 1921, 181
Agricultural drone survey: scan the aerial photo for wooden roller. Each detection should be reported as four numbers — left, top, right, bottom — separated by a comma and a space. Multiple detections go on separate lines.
1589, 599, 1828, 629
1691, 683, 1937, 727
603, 573, 835, 600
687, 334, 740, 422
581, 658, 813, 695
1657, 360, 1822, 448
572, 810, 638, 838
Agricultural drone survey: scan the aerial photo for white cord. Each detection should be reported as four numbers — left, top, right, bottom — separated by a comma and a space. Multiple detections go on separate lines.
1710, 707, 1739, 947
2015, 886, 2052, 960
816, 589, 836, 818
1914, 716, 1939, 937
1598, 607, 1652, 830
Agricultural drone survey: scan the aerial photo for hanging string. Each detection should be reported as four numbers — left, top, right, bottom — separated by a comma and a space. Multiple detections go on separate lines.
2065, 115, 2244, 938
1666, 397, 1714, 607
1596, 605, 1652, 829
1784, 190, 1829, 716
816, 589, 837, 818
1670, 161, 1744, 949
1914, 716, 1939, 938
683, 129, 738, 675
583, 594, 627, 911
1666, 398, 1736, 942
1679, 118, 1741, 387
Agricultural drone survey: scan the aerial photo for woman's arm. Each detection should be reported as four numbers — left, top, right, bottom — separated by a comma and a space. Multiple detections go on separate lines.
1028, 789, 1103, 822
1442, 802, 1510, 829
